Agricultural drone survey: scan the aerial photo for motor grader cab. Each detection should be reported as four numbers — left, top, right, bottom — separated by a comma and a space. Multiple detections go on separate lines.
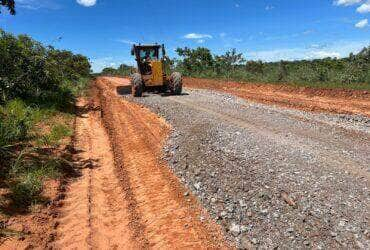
130, 44, 182, 97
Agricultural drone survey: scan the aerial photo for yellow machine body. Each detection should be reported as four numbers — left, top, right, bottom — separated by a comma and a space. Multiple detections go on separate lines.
146, 61, 164, 86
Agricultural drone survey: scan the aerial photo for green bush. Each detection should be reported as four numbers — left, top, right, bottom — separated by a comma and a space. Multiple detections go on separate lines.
9, 156, 63, 206
100, 64, 135, 77
9, 171, 43, 206
0, 100, 33, 149
38, 124, 72, 146
0, 29, 91, 210
0, 29, 91, 104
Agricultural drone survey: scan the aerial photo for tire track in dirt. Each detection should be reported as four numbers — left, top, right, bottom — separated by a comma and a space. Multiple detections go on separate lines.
95, 77, 229, 249
53, 98, 140, 249
53, 77, 228, 249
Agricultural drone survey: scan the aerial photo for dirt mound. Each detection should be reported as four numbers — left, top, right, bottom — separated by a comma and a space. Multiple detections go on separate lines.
184, 78, 370, 117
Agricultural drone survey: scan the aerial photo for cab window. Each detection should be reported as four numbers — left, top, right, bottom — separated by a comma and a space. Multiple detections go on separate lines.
139, 48, 158, 60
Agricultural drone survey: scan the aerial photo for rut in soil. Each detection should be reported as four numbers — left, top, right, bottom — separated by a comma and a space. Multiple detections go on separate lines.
52, 78, 228, 249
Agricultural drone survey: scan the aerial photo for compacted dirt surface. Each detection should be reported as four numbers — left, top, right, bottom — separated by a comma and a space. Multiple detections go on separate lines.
113, 77, 369, 249
52, 77, 228, 249
183, 77, 370, 117
3, 76, 369, 249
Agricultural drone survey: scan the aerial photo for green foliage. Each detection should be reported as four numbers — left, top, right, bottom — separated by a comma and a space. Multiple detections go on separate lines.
174, 46, 370, 90
0, 29, 91, 104
0, 100, 72, 209
0, 29, 90, 210
175, 47, 214, 75
0, 0, 15, 15
10, 173, 42, 206
100, 64, 135, 76
38, 124, 72, 147
0, 100, 33, 149
8, 156, 61, 206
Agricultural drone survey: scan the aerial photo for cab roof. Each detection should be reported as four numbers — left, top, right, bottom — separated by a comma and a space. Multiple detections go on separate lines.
133, 44, 162, 48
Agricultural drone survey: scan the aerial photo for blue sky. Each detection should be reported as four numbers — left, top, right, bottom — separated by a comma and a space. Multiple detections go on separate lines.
1, 0, 369, 72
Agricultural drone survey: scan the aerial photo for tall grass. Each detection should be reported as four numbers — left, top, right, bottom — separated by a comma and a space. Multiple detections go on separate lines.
0, 29, 92, 211
0, 99, 76, 209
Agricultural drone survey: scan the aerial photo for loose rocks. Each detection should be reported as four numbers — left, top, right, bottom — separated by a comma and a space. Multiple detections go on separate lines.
128, 88, 370, 249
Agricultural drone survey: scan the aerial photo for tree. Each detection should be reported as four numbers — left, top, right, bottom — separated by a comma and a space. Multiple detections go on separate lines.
101, 67, 117, 76
278, 60, 288, 82
175, 47, 214, 75
218, 48, 245, 66
246, 60, 264, 74
1, 0, 15, 15
0, 29, 91, 103
214, 49, 245, 80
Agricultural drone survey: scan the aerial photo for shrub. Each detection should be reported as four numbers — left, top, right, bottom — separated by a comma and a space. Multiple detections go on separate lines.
0, 29, 91, 103
0, 29, 91, 210
38, 124, 72, 146
9, 169, 45, 207
0, 100, 33, 149
100, 64, 135, 77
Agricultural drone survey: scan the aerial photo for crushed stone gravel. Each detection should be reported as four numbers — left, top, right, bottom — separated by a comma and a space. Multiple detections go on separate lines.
125, 88, 370, 249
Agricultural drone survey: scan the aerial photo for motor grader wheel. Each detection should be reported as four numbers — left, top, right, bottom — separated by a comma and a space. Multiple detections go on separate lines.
169, 72, 182, 95
131, 73, 143, 97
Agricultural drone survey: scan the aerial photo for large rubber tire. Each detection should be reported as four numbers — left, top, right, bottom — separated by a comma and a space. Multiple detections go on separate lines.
170, 72, 182, 95
131, 73, 143, 97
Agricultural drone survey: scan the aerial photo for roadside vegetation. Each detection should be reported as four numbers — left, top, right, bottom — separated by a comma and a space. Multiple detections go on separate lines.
98, 64, 135, 77
0, 28, 91, 213
173, 46, 370, 90
0, 0, 15, 15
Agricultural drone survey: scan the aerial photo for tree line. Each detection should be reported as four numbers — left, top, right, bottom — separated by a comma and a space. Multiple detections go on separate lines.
0, 29, 91, 105
98, 64, 135, 77
173, 46, 370, 88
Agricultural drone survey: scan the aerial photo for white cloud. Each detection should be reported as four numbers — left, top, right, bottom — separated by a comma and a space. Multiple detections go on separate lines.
357, 2, 370, 13
248, 40, 369, 62
17, 0, 61, 10
196, 39, 205, 44
308, 44, 329, 49
218, 33, 243, 48
249, 48, 340, 61
77, 0, 97, 7
355, 18, 368, 28
265, 5, 275, 11
310, 51, 341, 58
91, 57, 134, 73
117, 39, 135, 45
334, 0, 362, 6
302, 29, 315, 35
184, 33, 213, 39
220, 32, 226, 38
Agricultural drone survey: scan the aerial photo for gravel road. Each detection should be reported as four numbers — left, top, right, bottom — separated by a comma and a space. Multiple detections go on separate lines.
127, 88, 370, 249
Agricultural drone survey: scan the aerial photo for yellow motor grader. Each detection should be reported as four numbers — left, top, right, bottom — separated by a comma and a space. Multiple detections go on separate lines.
130, 44, 182, 97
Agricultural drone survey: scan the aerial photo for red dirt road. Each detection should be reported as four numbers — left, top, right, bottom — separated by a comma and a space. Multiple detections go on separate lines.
3, 76, 367, 249
183, 78, 370, 117
52, 77, 228, 249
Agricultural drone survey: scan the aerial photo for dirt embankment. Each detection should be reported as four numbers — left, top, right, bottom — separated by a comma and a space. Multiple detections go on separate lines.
183, 78, 370, 117
52, 77, 229, 249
